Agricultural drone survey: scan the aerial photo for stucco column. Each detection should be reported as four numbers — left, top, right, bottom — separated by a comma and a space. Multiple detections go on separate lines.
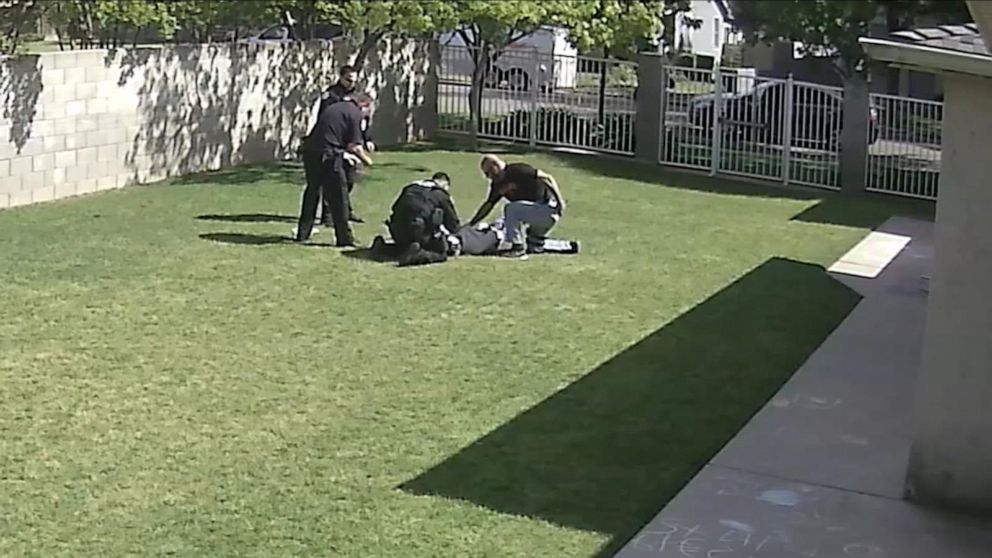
905, 72, 992, 511
634, 52, 664, 162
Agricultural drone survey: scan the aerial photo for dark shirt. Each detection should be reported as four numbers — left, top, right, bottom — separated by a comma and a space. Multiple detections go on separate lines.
393, 181, 460, 233
317, 82, 353, 114
317, 82, 370, 143
303, 99, 364, 156
486, 162, 549, 204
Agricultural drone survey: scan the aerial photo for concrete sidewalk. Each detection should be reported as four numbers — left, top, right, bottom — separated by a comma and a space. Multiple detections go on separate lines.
615, 217, 992, 558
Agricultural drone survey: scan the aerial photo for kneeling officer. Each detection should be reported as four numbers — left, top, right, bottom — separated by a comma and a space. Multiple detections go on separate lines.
372, 172, 460, 266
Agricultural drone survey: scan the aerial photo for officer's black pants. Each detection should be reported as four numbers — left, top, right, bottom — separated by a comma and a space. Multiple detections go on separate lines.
317, 163, 357, 224
297, 151, 353, 245
389, 219, 449, 266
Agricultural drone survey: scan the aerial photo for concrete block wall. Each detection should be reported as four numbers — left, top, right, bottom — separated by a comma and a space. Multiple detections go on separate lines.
0, 39, 435, 210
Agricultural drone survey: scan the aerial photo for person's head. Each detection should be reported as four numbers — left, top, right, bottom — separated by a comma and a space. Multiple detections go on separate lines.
431, 171, 451, 190
479, 154, 506, 180
350, 92, 373, 112
338, 65, 358, 90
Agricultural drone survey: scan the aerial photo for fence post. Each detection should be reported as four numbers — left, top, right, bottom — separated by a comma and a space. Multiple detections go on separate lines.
839, 74, 870, 193
529, 47, 539, 147
658, 65, 669, 163
710, 64, 723, 177
782, 74, 794, 185
634, 52, 664, 162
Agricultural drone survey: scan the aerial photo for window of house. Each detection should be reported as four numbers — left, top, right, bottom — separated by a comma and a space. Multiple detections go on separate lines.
714, 18, 720, 47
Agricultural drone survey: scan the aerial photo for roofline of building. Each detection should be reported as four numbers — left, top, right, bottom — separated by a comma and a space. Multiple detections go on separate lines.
860, 36, 992, 79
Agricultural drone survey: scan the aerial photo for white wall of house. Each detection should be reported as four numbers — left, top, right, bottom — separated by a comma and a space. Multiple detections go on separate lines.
674, 0, 743, 59
906, 70, 992, 510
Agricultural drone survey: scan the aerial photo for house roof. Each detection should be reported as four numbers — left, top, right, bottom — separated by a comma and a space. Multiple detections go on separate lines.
888, 23, 988, 56
861, 22, 992, 79
713, 0, 735, 23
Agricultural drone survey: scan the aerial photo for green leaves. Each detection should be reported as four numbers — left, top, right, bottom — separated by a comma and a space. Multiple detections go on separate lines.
730, 0, 971, 76
555, 0, 665, 56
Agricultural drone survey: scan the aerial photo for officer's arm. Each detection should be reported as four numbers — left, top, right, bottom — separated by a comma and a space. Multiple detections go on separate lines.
345, 111, 373, 165
440, 192, 461, 231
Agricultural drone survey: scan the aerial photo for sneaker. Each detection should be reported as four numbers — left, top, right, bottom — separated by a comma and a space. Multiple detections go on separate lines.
500, 244, 528, 260
348, 213, 365, 223
291, 226, 319, 238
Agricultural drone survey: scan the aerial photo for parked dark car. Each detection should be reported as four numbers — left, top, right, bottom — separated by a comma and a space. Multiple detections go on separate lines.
687, 81, 880, 150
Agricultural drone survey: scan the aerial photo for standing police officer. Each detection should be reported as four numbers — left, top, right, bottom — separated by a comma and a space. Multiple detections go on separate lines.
314, 65, 373, 224
296, 93, 374, 247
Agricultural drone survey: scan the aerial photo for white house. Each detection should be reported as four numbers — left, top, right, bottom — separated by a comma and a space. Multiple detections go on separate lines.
673, 0, 743, 62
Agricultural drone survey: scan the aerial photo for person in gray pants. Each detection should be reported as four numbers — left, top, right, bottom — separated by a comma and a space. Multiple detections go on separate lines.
467, 154, 566, 259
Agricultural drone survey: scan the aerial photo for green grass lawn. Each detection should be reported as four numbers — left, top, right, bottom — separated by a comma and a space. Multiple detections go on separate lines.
0, 147, 931, 557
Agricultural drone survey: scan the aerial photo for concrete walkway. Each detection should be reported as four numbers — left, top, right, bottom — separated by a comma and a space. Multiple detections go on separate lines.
615, 217, 992, 558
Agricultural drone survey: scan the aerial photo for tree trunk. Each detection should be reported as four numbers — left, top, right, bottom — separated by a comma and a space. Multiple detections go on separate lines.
597, 46, 609, 123
353, 30, 385, 71
468, 41, 491, 150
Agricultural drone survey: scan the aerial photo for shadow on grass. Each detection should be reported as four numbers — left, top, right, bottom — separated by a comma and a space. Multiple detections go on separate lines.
169, 161, 303, 187
199, 232, 340, 248
199, 232, 291, 246
340, 247, 383, 262
197, 213, 296, 224
400, 257, 861, 556
538, 150, 934, 230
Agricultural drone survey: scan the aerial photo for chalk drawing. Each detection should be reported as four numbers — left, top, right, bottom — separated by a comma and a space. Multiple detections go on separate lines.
758, 489, 801, 507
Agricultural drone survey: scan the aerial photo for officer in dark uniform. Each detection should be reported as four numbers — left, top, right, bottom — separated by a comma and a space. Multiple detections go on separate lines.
314, 65, 372, 224
296, 92, 374, 247
371, 172, 460, 266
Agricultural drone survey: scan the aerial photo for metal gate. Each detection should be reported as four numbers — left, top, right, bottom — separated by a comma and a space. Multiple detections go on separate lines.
436, 44, 637, 156
660, 65, 842, 190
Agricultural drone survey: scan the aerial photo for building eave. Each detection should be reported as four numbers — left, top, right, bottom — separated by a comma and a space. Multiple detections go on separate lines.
860, 37, 992, 79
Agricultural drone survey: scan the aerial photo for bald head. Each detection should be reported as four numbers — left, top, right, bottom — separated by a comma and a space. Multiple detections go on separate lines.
479, 154, 506, 180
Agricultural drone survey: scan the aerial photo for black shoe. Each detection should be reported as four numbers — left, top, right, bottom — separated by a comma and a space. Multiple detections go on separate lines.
500, 244, 528, 259
371, 235, 387, 255
348, 213, 365, 223
397, 242, 422, 266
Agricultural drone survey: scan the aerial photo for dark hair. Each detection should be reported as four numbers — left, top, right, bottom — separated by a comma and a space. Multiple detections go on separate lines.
431, 172, 450, 184
339, 65, 357, 75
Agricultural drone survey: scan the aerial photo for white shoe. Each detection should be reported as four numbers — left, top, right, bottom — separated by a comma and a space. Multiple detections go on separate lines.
291, 226, 319, 238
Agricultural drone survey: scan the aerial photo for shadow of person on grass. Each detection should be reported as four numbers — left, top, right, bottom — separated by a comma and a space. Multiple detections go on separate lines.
199, 232, 339, 248
197, 213, 297, 224
199, 232, 291, 246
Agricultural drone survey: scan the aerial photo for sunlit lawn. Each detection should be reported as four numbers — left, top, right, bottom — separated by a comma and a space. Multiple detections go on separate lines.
0, 146, 931, 556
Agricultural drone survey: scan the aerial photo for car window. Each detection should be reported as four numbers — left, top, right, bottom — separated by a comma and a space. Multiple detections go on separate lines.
259, 26, 288, 40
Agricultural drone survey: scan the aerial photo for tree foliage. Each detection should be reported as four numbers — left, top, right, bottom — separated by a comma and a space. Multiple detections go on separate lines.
0, 0, 46, 55
556, 0, 666, 57
731, 0, 972, 77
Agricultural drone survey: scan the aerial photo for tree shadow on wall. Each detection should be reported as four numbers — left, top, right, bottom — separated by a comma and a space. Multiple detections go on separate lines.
108, 39, 433, 187
400, 257, 861, 557
1, 54, 43, 154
